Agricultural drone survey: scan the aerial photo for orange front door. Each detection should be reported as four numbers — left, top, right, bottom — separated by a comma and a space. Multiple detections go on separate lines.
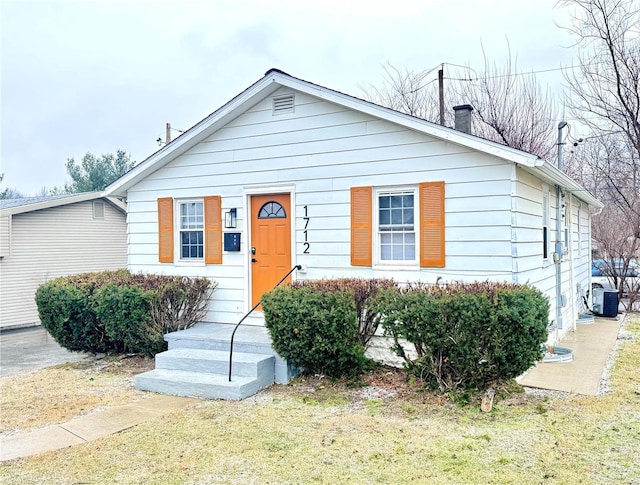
250, 194, 292, 308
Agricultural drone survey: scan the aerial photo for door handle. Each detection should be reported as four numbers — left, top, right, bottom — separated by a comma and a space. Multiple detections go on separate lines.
251, 258, 258, 263
251, 247, 256, 255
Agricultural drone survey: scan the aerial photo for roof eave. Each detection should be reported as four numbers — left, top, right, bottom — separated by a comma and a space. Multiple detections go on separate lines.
0, 192, 122, 216
535, 161, 603, 208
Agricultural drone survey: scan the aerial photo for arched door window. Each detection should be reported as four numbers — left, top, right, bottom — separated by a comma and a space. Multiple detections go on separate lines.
258, 201, 286, 219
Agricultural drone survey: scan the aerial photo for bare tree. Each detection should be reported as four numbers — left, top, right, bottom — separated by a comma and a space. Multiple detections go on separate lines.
360, 63, 452, 125
361, 52, 559, 160
561, 0, 640, 188
452, 48, 559, 159
560, 0, 640, 308
591, 202, 640, 310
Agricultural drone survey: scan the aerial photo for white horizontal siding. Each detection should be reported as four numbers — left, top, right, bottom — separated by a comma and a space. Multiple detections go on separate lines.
125, 88, 566, 325
0, 201, 127, 328
511, 167, 595, 339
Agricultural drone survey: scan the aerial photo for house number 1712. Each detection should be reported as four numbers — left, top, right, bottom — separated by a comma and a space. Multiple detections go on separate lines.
303, 205, 310, 254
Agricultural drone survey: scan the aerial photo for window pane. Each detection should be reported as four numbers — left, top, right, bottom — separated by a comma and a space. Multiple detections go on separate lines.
379, 196, 390, 209
381, 244, 391, 260
391, 209, 403, 224
379, 209, 390, 225
392, 245, 404, 259
381, 233, 391, 244
403, 209, 414, 224
390, 195, 402, 208
407, 244, 415, 259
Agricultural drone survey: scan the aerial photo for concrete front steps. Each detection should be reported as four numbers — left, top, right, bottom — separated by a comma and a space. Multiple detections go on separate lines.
135, 323, 295, 401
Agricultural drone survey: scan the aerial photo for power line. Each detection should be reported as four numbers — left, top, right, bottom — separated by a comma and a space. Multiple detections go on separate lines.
444, 64, 578, 82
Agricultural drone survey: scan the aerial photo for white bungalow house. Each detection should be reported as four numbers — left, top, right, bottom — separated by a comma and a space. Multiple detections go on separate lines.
105, 69, 602, 399
0, 193, 127, 330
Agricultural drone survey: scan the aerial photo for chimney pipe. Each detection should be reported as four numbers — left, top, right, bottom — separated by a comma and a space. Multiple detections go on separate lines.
453, 104, 473, 134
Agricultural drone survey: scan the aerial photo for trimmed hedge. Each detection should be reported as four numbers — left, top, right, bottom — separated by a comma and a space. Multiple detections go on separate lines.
34, 280, 111, 353
291, 278, 397, 346
372, 281, 550, 393
262, 285, 374, 378
95, 284, 164, 356
35, 270, 215, 356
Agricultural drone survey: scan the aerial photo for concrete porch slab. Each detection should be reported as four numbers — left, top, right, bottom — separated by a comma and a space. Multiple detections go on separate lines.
518, 315, 622, 395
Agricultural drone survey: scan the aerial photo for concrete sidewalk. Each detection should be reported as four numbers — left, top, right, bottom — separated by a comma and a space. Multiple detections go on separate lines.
0, 395, 196, 462
518, 314, 623, 395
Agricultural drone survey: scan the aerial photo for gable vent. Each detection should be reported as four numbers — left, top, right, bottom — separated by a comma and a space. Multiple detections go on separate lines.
272, 94, 295, 115
93, 200, 105, 219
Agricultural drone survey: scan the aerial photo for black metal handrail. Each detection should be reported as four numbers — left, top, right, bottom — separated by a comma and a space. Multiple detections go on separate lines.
228, 265, 301, 381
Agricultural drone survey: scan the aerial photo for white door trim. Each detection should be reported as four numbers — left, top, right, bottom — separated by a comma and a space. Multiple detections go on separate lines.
242, 184, 296, 316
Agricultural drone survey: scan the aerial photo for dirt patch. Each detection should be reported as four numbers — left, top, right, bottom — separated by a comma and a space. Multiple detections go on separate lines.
268, 366, 495, 413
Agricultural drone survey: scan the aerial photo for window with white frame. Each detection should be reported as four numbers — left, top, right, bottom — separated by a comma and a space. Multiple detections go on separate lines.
376, 188, 417, 264
542, 187, 550, 260
178, 200, 204, 260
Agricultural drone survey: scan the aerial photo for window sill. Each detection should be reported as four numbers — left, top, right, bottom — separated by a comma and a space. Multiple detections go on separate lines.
174, 260, 206, 267
373, 263, 420, 271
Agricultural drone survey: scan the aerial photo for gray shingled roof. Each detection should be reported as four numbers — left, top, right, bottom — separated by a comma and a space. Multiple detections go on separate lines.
0, 193, 95, 210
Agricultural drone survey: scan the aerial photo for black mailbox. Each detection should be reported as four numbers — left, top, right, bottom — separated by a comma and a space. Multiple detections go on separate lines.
223, 232, 241, 252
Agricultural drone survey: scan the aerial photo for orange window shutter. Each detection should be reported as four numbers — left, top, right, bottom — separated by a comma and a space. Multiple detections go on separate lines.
420, 181, 445, 267
204, 196, 222, 264
157, 197, 174, 263
350, 186, 372, 266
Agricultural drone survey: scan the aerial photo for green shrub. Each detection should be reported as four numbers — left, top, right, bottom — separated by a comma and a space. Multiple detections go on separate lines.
373, 281, 549, 393
95, 285, 164, 357
35, 270, 215, 356
35, 280, 113, 353
262, 285, 373, 378
292, 278, 397, 347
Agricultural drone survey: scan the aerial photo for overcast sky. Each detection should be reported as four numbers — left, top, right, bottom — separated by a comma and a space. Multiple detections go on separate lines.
1, 0, 579, 195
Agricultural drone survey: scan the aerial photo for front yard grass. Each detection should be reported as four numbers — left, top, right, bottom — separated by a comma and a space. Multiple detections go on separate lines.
1, 315, 639, 484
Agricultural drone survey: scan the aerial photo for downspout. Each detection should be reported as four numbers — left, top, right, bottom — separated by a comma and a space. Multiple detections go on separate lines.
555, 122, 567, 343
568, 194, 577, 331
